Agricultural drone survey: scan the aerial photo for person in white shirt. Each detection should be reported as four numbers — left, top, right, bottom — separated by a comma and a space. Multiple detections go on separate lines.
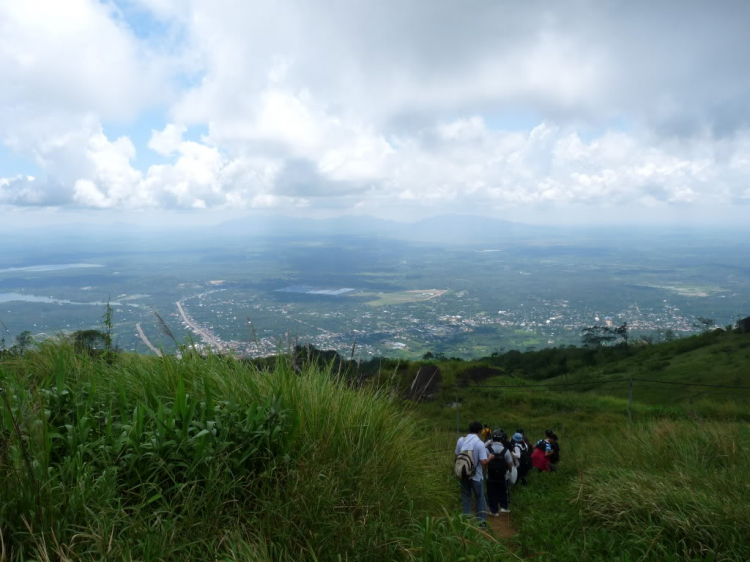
455, 421, 493, 524
512, 432, 531, 486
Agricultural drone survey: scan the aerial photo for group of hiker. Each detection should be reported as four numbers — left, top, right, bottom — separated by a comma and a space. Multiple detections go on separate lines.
454, 421, 560, 522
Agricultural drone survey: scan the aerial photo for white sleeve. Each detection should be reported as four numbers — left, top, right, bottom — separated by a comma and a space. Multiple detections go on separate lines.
477, 442, 488, 461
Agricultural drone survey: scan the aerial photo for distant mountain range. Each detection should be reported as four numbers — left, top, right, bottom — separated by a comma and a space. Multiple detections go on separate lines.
213, 213, 544, 243
4, 213, 747, 254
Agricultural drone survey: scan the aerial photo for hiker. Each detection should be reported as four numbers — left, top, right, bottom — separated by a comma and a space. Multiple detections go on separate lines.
531, 437, 553, 473
546, 430, 560, 472
504, 432, 519, 486
455, 421, 493, 524
480, 424, 492, 443
517, 427, 532, 450
483, 426, 502, 446
512, 432, 532, 485
486, 430, 513, 514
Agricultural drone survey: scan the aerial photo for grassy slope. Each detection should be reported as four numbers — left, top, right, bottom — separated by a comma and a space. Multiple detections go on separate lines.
385, 330, 750, 410
414, 382, 750, 561
3, 331, 749, 561
550, 331, 750, 406
408, 332, 750, 560
0, 343, 513, 561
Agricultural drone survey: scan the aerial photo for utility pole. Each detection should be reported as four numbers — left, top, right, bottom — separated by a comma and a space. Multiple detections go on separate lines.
628, 378, 633, 424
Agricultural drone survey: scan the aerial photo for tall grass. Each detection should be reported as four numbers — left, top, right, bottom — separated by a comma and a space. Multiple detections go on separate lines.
499, 418, 750, 561
0, 341, 511, 561
414, 373, 750, 561
578, 420, 750, 560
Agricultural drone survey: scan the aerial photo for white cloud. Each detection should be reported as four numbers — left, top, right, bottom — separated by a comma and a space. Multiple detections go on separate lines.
2, 0, 750, 221
0, 0, 166, 119
4, 117, 750, 212
148, 124, 186, 157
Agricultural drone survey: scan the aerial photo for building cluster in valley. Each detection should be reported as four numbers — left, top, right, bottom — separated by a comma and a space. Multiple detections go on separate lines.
157, 289, 710, 360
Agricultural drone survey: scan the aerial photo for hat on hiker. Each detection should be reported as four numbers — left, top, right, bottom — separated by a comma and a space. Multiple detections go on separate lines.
512, 433, 523, 442
492, 429, 504, 441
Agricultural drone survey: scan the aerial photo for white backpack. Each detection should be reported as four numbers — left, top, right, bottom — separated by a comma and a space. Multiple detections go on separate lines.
454, 436, 477, 481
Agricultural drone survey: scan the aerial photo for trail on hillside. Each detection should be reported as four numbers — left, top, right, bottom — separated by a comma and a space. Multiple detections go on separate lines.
487, 512, 516, 539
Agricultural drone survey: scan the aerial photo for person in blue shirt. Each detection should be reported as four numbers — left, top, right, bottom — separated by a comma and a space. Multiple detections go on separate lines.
535, 437, 552, 453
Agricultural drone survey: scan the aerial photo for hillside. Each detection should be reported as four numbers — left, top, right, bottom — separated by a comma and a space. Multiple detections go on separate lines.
358, 327, 750, 414
2, 330, 750, 560
0, 342, 514, 561
555, 330, 750, 405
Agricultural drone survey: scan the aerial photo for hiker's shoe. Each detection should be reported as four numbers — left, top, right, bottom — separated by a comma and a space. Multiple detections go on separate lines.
500, 508, 510, 513
490, 512, 499, 517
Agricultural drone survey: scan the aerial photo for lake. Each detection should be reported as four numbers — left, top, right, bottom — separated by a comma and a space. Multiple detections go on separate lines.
0, 293, 120, 306
0, 264, 104, 273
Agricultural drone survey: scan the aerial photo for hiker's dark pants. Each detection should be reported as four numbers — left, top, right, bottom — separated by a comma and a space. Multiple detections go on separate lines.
486, 477, 509, 513
517, 465, 529, 485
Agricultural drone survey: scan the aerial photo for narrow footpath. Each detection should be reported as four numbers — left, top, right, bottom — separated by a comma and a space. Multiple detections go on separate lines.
487, 512, 516, 540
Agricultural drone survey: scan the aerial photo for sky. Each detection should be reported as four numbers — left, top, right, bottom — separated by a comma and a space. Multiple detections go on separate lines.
1, 0, 750, 228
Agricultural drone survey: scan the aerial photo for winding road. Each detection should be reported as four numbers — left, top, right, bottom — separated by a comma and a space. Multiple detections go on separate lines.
176, 298, 225, 353
136, 322, 163, 357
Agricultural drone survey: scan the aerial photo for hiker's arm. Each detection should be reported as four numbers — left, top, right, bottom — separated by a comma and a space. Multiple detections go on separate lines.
479, 447, 493, 467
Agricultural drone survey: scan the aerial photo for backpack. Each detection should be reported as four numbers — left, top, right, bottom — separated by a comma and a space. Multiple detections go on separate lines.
486, 443, 508, 481
517, 442, 532, 472
550, 441, 560, 464
454, 436, 477, 481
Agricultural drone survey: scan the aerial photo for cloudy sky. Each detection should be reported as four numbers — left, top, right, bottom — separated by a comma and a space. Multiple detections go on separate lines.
2, 0, 750, 227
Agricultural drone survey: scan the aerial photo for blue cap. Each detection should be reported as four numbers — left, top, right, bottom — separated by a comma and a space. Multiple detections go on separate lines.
512, 433, 523, 442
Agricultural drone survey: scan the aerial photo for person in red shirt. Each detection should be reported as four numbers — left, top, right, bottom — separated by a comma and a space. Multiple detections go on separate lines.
531, 439, 552, 472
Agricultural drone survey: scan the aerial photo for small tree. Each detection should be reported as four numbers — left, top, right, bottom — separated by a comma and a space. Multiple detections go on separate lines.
73, 329, 110, 355
14, 331, 32, 355
638, 333, 656, 345
663, 329, 677, 342
613, 322, 629, 348
693, 317, 715, 332
581, 325, 617, 348
102, 299, 114, 354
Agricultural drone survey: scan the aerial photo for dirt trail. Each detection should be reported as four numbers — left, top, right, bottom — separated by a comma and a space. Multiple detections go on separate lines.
486, 512, 516, 539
